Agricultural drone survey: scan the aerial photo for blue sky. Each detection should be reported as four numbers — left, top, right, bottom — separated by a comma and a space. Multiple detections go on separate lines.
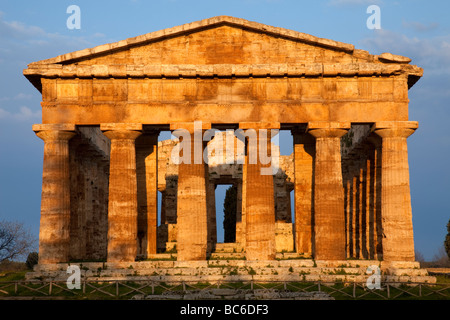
0, 0, 449, 260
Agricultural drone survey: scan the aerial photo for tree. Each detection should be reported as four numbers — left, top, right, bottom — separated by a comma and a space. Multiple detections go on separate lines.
0, 220, 36, 263
223, 185, 237, 243
415, 250, 425, 263
431, 246, 450, 267
445, 218, 450, 260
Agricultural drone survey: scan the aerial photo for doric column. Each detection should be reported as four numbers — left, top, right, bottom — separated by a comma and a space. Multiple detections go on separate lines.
239, 122, 279, 260
171, 122, 210, 261
367, 133, 383, 259
235, 181, 244, 246
239, 162, 247, 250
207, 181, 217, 252
101, 123, 142, 262
372, 121, 418, 261
292, 127, 315, 256
307, 121, 350, 260
33, 124, 76, 264
136, 131, 158, 258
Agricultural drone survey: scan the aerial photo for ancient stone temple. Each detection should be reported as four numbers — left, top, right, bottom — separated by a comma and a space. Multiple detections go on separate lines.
25, 16, 424, 270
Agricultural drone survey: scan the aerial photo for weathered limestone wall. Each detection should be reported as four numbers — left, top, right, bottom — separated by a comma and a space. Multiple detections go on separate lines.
275, 156, 294, 222
274, 156, 294, 253
157, 139, 178, 252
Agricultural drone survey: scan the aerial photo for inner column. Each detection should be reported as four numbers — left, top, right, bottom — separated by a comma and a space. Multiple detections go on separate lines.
101, 123, 142, 262
307, 121, 350, 260
292, 127, 315, 257
171, 122, 210, 261
136, 131, 158, 258
239, 122, 278, 260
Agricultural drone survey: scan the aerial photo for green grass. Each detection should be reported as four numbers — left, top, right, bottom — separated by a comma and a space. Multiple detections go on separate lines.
0, 270, 28, 282
435, 275, 450, 283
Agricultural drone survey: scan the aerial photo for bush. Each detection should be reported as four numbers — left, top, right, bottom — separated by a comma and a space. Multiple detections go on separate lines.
26, 252, 39, 270
0, 260, 27, 272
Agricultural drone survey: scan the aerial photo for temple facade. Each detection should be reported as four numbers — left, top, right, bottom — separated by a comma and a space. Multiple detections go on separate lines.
24, 16, 423, 265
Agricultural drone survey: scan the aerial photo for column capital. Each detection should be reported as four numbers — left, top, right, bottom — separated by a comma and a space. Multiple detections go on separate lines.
307, 121, 350, 139
33, 124, 76, 141
371, 121, 418, 139
100, 123, 142, 140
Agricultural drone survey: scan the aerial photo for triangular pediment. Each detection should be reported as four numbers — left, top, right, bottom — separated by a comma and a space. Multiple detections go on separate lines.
30, 16, 359, 65
24, 16, 422, 90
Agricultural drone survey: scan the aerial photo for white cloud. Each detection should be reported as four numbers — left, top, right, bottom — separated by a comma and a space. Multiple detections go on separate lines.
2, 20, 46, 39
0, 13, 106, 67
0, 106, 41, 121
402, 21, 439, 33
360, 29, 450, 75
14, 93, 32, 100
0, 108, 10, 119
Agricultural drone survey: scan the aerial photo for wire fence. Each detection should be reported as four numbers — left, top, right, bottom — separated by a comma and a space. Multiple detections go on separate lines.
0, 279, 449, 300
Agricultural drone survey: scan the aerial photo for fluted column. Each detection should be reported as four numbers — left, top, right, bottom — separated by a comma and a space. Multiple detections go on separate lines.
101, 123, 142, 262
207, 181, 217, 252
240, 122, 279, 260
292, 128, 315, 256
171, 122, 210, 261
33, 124, 76, 264
367, 134, 383, 259
307, 122, 350, 260
373, 121, 418, 261
136, 132, 158, 258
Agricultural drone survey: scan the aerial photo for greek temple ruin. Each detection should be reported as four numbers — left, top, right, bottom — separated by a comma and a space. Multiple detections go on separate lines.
24, 16, 424, 268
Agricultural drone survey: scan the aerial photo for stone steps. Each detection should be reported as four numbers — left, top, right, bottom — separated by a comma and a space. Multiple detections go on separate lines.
26, 259, 437, 284
30, 259, 427, 271
65, 266, 428, 278
209, 252, 246, 260
214, 243, 243, 253
275, 252, 312, 260
38, 273, 435, 285
384, 268, 429, 276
